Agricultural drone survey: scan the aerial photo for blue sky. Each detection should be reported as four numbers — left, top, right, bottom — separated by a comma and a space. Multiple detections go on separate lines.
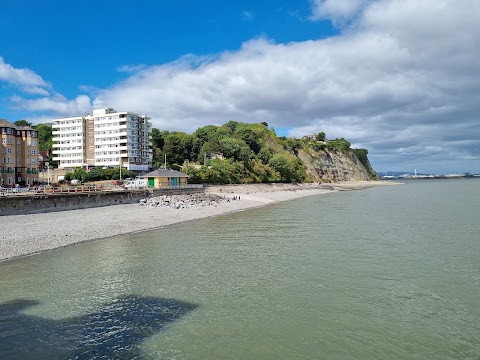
1, 0, 480, 174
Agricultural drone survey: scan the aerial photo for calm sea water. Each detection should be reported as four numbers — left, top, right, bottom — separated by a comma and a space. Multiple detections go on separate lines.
1, 179, 479, 359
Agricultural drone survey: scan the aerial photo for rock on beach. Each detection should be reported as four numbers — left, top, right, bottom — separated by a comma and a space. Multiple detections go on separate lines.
137, 193, 236, 209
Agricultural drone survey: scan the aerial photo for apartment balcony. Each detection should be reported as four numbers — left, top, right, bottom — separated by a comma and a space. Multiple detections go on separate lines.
94, 138, 127, 146
51, 148, 84, 154
52, 135, 82, 142
52, 154, 84, 161
94, 131, 127, 139
52, 128, 84, 135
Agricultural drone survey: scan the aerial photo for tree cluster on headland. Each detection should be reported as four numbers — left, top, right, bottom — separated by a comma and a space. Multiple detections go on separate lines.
13, 119, 376, 184
151, 121, 377, 183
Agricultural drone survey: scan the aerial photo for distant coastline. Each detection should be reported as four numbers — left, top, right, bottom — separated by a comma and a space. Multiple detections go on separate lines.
380, 172, 479, 180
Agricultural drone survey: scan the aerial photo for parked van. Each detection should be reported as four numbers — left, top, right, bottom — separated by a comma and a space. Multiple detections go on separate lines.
123, 178, 148, 189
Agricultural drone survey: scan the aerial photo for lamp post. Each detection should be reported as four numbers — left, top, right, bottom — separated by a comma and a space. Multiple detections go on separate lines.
45, 162, 50, 186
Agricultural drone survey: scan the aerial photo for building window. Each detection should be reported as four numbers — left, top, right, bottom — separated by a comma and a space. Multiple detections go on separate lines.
32, 140, 37, 146
17, 140, 20, 145
32, 150, 37, 155
1, 148, 4, 153
7, 158, 11, 163
7, 148, 12, 154
27, 150, 30, 155
7, 128, 12, 135
1, 138, 5, 144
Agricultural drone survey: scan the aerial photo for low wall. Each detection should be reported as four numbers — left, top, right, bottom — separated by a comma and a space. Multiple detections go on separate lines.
0, 191, 148, 216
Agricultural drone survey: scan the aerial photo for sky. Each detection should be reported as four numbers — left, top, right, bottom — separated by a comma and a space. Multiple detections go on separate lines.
1, 0, 479, 174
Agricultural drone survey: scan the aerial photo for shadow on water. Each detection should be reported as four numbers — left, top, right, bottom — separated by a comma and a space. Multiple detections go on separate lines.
0, 295, 198, 360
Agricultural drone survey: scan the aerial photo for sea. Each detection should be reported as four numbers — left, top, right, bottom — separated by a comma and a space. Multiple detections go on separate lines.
0, 179, 479, 359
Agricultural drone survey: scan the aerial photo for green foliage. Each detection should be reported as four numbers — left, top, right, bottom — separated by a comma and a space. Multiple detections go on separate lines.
325, 138, 351, 152
150, 121, 372, 184
163, 132, 192, 166
14, 120, 32, 127
64, 168, 88, 182
70, 167, 137, 182
234, 124, 263, 154
316, 132, 326, 141
32, 123, 54, 152
268, 153, 307, 183
353, 148, 377, 179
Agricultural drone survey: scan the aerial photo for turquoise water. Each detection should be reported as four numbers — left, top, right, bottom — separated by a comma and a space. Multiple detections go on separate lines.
1, 179, 479, 359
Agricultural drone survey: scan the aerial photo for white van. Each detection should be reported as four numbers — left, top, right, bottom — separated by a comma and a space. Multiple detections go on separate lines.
123, 178, 148, 189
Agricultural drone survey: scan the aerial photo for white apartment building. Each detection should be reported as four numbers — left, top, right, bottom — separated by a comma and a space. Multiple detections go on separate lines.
52, 108, 152, 171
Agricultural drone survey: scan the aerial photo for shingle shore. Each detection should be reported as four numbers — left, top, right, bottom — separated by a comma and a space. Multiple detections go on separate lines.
0, 181, 395, 262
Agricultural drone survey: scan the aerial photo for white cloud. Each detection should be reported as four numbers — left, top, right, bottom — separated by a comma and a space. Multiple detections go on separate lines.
21, 85, 50, 96
11, 94, 92, 116
0, 56, 50, 88
309, 0, 373, 26
241, 10, 255, 21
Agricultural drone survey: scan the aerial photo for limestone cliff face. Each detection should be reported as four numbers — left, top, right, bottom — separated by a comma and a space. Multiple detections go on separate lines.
296, 148, 377, 182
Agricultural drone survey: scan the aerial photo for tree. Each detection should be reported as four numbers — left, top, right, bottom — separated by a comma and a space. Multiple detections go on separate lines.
14, 120, 32, 127
151, 128, 169, 149
33, 123, 54, 153
268, 153, 307, 183
163, 132, 192, 166
316, 132, 326, 142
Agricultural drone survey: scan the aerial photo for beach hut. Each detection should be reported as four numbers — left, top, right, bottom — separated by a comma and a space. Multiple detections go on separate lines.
142, 169, 189, 188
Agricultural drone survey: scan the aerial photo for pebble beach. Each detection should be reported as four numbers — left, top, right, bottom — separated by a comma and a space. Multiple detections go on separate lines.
0, 181, 394, 262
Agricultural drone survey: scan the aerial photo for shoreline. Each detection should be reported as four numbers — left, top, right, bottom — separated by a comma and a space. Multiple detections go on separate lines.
0, 181, 395, 263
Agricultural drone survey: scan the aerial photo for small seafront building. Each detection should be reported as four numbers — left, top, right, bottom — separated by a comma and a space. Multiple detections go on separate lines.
142, 169, 189, 188
0, 119, 39, 186
52, 108, 152, 172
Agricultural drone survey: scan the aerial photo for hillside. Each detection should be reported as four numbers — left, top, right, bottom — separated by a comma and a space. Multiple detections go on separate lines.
152, 122, 377, 184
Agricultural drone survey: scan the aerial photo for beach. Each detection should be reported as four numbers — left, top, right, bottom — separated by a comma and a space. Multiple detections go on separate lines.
0, 181, 394, 262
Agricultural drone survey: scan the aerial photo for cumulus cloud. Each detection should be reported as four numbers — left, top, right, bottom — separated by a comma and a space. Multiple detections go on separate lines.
0, 56, 50, 88
309, 0, 373, 26
11, 94, 92, 116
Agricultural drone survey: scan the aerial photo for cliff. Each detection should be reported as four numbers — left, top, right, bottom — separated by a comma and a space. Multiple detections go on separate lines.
296, 148, 377, 182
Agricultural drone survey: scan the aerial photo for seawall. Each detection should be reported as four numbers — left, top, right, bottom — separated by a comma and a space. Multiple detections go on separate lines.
0, 187, 207, 216
0, 191, 147, 216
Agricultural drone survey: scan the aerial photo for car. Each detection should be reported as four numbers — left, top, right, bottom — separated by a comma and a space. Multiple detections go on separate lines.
123, 179, 148, 189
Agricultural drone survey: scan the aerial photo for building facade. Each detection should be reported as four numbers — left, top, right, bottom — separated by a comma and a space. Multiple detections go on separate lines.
52, 108, 152, 171
0, 119, 39, 186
